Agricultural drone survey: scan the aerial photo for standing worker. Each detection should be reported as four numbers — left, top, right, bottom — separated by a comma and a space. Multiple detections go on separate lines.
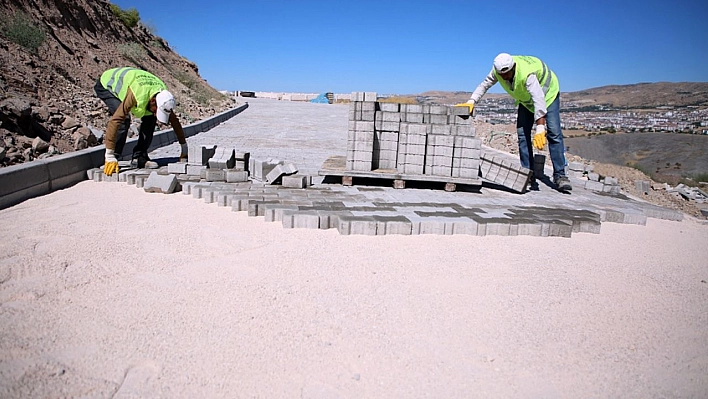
456, 53, 572, 191
94, 67, 188, 175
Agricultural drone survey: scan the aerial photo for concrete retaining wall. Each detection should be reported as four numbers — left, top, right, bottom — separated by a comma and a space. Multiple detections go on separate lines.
0, 103, 249, 210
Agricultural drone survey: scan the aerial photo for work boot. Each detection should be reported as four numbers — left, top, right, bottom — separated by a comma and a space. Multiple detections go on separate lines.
527, 178, 539, 191
130, 152, 158, 169
525, 171, 538, 192
554, 175, 572, 192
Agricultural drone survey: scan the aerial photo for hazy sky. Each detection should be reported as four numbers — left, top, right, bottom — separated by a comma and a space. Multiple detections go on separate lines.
112, 0, 708, 94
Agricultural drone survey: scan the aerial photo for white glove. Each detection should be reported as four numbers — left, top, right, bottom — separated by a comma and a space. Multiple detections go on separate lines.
105, 148, 117, 163
179, 143, 188, 162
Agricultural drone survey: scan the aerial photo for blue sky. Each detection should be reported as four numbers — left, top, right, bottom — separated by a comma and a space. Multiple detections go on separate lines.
111, 0, 708, 95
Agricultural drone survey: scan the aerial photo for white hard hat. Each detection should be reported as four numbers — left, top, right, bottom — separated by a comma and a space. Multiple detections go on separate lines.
155, 90, 175, 123
493, 53, 515, 74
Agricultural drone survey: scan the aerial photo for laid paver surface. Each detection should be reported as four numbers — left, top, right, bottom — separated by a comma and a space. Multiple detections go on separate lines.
142, 98, 682, 237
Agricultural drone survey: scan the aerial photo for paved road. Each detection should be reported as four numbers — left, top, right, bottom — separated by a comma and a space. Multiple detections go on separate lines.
153, 98, 349, 178
149, 98, 683, 237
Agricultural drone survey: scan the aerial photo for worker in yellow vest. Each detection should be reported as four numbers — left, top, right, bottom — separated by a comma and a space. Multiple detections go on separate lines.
456, 53, 572, 192
94, 67, 188, 175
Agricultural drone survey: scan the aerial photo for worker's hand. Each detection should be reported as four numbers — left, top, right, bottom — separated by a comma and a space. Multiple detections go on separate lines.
454, 101, 475, 116
103, 148, 119, 176
532, 124, 547, 151
179, 143, 188, 162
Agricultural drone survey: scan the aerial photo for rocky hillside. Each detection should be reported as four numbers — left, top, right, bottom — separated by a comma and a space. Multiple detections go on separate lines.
0, 0, 237, 167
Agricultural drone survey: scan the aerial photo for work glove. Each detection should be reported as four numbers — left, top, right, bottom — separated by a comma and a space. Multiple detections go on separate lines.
104, 148, 119, 176
179, 142, 188, 162
454, 101, 475, 116
532, 124, 547, 151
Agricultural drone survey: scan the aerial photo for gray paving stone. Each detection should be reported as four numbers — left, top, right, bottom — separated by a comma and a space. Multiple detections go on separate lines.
124, 98, 687, 238
143, 172, 178, 194
226, 170, 249, 183
167, 162, 188, 174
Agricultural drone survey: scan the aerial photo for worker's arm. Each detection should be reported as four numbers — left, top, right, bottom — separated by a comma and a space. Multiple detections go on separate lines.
455, 67, 498, 114
526, 74, 547, 124
168, 112, 188, 161
103, 89, 138, 175
526, 74, 549, 150
104, 88, 137, 151
469, 67, 498, 103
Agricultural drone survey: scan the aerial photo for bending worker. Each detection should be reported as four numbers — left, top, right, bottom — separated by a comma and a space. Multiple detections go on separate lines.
457, 53, 572, 191
94, 67, 188, 175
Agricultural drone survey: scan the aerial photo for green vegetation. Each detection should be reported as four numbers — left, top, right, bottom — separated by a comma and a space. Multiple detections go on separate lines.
172, 70, 228, 107
686, 172, 708, 185
139, 20, 157, 35
626, 161, 653, 177
0, 12, 45, 54
117, 42, 146, 64
110, 4, 140, 28
631, 160, 708, 187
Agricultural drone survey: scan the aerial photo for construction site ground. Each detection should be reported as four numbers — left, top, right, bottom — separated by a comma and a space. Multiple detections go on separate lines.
1, 98, 707, 398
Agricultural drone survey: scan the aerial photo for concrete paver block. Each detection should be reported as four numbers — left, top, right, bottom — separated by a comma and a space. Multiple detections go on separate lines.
226, 170, 249, 183
144, 171, 178, 194
167, 162, 188, 174
206, 169, 226, 182
282, 174, 309, 188
188, 144, 217, 166
208, 147, 236, 170
266, 162, 299, 184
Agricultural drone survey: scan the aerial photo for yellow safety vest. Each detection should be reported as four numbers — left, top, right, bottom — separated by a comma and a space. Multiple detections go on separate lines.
100, 67, 166, 118
494, 55, 560, 112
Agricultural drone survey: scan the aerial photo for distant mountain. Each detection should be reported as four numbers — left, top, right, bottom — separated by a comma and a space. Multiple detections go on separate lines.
400, 82, 708, 109
562, 82, 708, 108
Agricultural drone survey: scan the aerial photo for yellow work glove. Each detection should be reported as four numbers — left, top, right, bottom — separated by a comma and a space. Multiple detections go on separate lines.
179, 143, 188, 162
532, 124, 547, 151
103, 148, 119, 176
454, 101, 475, 116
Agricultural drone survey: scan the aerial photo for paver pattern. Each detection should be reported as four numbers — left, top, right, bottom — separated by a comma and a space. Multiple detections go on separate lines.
90, 98, 683, 237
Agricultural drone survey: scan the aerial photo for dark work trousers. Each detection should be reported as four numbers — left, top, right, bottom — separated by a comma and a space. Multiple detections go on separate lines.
94, 79, 156, 159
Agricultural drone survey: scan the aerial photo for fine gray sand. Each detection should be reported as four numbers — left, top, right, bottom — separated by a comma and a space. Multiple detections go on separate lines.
1, 98, 707, 398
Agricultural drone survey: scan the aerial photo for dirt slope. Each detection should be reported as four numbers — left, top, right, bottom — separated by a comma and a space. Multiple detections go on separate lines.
0, 0, 237, 166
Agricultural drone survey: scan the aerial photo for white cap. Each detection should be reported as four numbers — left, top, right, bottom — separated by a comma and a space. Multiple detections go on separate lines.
493, 53, 515, 74
155, 90, 175, 123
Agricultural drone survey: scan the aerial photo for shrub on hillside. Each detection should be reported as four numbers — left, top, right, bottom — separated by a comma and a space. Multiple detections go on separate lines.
117, 42, 146, 64
110, 4, 140, 28
0, 12, 45, 54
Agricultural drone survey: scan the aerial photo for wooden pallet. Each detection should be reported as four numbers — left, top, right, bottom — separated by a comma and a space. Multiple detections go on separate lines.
319, 156, 482, 192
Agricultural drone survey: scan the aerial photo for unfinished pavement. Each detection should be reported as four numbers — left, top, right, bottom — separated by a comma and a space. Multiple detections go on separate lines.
96, 97, 684, 237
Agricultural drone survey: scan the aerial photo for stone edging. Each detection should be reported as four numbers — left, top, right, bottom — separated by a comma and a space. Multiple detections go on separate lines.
0, 103, 249, 210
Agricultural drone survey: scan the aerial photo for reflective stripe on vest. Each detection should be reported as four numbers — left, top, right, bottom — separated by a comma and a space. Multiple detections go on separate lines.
494, 55, 559, 112
107, 67, 137, 98
100, 68, 167, 118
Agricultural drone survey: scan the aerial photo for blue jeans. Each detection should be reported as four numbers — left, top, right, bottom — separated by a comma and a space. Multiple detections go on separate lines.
516, 94, 567, 180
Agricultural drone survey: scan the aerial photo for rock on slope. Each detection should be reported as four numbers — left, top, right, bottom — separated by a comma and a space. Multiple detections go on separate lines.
0, 0, 237, 166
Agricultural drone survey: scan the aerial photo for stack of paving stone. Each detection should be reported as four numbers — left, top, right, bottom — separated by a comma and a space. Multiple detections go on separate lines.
572, 163, 621, 195
478, 146, 533, 193
346, 92, 481, 182
166, 145, 251, 184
